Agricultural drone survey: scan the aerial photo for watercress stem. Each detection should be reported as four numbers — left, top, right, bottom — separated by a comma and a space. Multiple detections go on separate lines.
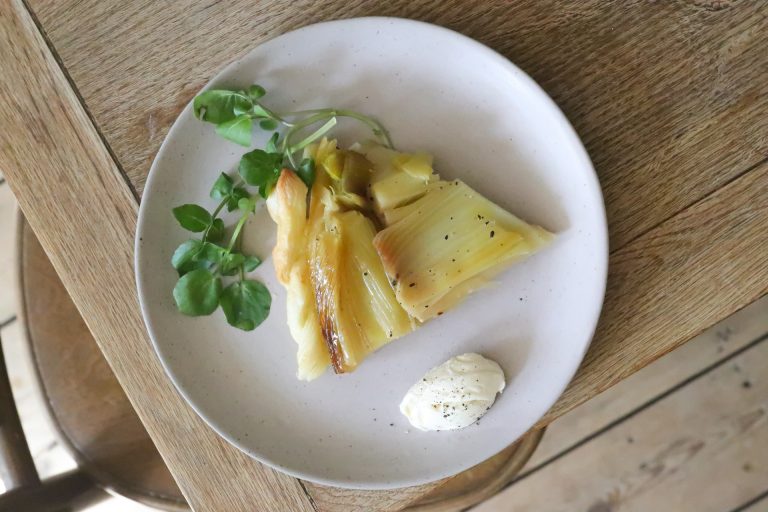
333, 109, 393, 148
280, 112, 340, 167
286, 151, 297, 169
227, 209, 251, 252
255, 102, 293, 127
202, 197, 229, 241
285, 111, 337, 140
280, 109, 393, 147
288, 117, 337, 154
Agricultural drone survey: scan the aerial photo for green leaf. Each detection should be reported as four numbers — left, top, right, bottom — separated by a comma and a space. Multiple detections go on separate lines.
215, 115, 253, 146
171, 239, 205, 275
210, 173, 234, 200
173, 204, 212, 232
265, 132, 280, 153
200, 241, 226, 263
251, 104, 271, 118
232, 94, 252, 116
193, 90, 252, 124
248, 84, 266, 100
173, 268, 222, 316
171, 240, 226, 275
259, 118, 278, 131
296, 158, 316, 189
219, 280, 271, 331
238, 197, 256, 213
220, 253, 246, 276
243, 255, 262, 272
227, 186, 250, 212
207, 218, 225, 242
239, 149, 283, 188
259, 176, 278, 199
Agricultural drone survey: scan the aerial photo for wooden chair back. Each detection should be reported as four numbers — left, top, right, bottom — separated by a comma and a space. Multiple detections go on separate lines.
0, 215, 187, 512
0, 337, 108, 511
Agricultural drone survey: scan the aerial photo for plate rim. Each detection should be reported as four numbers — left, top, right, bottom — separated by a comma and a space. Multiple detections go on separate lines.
135, 15, 608, 489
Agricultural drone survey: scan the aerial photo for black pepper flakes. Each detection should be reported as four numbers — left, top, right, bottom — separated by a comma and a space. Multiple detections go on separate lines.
409, 282, 416, 287
444, 234, 449, 240
490, 230, 495, 238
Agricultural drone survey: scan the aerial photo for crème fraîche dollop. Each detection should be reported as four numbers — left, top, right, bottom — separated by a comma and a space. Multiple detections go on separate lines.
399, 353, 505, 431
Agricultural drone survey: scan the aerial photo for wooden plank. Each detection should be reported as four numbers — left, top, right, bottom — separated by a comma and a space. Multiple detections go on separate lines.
0, 3, 314, 511
539, 161, 768, 425
307, 482, 438, 512
530, 294, 768, 466
27, 0, 768, 248
474, 336, 768, 512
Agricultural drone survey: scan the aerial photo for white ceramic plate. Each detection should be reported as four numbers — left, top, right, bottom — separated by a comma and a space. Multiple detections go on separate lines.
136, 17, 607, 489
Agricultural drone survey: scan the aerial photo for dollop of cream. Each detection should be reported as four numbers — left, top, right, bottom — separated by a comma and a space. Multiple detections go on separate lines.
399, 353, 505, 431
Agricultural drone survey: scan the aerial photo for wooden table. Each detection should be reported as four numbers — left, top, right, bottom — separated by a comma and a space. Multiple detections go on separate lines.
1, 1, 766, 510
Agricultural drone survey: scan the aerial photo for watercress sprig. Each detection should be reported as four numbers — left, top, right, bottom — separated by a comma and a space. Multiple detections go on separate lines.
171, 174, 267, 330
173, 84, 391, 331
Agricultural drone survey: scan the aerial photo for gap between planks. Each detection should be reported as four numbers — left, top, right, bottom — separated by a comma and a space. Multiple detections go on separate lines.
730, 488, 768, 512
540, 160, 768, 425
476, 333, 768, 511
615, 155, 768, 253
528, 294, 768, 472
518, 329, 768, 487
474, 294, 768, 511
19, 0, 140, 203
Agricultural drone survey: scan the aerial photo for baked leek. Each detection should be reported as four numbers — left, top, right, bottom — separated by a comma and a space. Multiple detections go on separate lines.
270, 136, 552, 377
266, 170, 330, 380
373, 180, 553, 322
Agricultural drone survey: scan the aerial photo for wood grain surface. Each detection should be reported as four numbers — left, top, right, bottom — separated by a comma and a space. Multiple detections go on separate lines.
0, 0, 766, 510
530, 295, 768, 468
27, 0, 768, 248
477, 327, 768, 512
539, 162, 768, 424
0, 2, 314, 511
